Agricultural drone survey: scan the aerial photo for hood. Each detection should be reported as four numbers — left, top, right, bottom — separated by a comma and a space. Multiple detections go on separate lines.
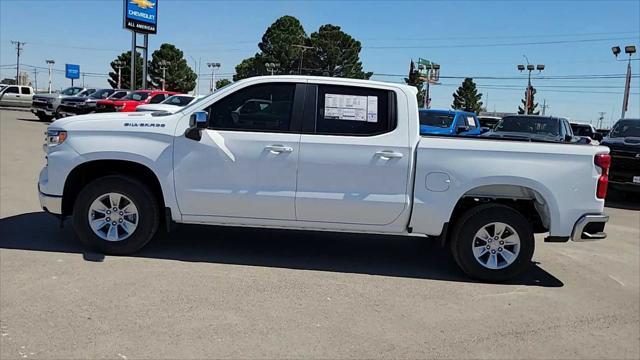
49, 111, 180, 133
136, 104, 182, 113
601, 136, 640, 151
33, 93, 62, 100
62, 96, 91, 103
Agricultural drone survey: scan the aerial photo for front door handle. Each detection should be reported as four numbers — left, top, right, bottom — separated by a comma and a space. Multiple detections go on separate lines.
265, 144, 293, 154
375, 150, 403, 160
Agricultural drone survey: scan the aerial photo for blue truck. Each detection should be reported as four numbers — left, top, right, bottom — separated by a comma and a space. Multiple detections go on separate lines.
419, 109, 483, 136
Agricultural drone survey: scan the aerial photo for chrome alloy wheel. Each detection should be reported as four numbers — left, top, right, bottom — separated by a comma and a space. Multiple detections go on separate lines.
472, 222, 521, 270
88, 192, 139, 242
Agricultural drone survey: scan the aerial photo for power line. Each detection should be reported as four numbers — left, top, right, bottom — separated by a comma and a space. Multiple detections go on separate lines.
362, 37, 639, 50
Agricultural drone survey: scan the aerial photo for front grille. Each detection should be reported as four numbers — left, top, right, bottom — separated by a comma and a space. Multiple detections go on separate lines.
32, 101, 49, 109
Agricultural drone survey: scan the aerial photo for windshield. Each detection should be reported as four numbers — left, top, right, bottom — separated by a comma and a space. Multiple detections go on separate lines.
571, 124, 593, 137
61, 87, 83, 96
609, 120, 640, 138
419, 112, 454, 128
495, 116, 559, 136
123, 91, 150, 101
89, 89, 114, 99
162, 95, 194, 106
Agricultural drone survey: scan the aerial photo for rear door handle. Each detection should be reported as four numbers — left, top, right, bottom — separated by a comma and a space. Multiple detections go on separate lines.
265, 144, 293, 154
375, 150, 403, 160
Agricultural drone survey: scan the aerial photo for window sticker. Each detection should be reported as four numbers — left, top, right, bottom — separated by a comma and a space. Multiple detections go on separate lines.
467, 116, 476, 127
324, 94, 378, 123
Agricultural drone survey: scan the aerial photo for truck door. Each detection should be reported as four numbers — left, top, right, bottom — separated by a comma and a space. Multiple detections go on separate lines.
0, 86, 20, 107
295, 83, 411, 225
173, 82, 305, 220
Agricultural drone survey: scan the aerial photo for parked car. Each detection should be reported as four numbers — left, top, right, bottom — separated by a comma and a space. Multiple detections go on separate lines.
478, 115, 502, 131
571, 122, 603, 144
39, 76, 609, 282
419, 109, 482, 136
31, 87, 95, 121
96, 90, 178, 112
57, 89, 127, 117
600, 118, 640, 193
136, 94, 202, 113
93, 90, 130, 113
0, 85, 34, 107
484, 115, 580, 143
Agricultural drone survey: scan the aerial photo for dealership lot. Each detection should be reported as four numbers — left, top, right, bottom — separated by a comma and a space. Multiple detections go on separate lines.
0, 109, 638, 359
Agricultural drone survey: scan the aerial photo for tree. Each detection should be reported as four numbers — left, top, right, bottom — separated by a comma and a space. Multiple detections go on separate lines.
404, 60, 425, 106
216, 78, 232, 89
308, 24, 372, 79
108, 51, 143, 89
0, 78, 16, 85
518, 86, 540, 115
234, 16, 372, 80
452, 78, 483, 113
148, 43, 197, 93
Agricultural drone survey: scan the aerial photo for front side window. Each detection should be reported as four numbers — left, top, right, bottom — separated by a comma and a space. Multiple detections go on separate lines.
207, 83, 295, 132
4, 86, 19, 94
123, 91, 150, 101
149, 94, 166, 104
90, 89, 114, 99
609, 120, 640, 138
163, 95, 194, 106
466, 116, 478, 129
316, 85, 394, 136
109, 91, 128, 99
61, 87, 82, 96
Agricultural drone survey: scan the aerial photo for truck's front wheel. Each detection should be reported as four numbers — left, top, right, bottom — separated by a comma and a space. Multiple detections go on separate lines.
72, 176, 160, 255
450, 204, 534, 282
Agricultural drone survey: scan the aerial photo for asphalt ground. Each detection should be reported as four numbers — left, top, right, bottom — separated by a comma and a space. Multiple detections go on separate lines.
1, 109, 639, 359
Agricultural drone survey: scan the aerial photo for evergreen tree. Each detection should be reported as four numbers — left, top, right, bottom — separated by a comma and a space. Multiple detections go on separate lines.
452, 78, 483, 113
148, 43, 197, 93
404, 60, 425, 106
108, 51, 143, 89
517, 85, 540, 115
233, 55, 264, 81
308, 24, 372, 79
216, 78, 232, 89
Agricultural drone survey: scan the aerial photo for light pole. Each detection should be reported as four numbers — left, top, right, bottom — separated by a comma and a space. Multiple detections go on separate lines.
114, 60, 124, 89
159, 60, 171, 91
612, 45, 636, 119
46, 59, 55, 93
189, 56, 201, 96
292, 45, 314, 75
207, 62, 220, 93
517, 58, 544, 114
417, 60, 440, 109
265, 62, 279, 75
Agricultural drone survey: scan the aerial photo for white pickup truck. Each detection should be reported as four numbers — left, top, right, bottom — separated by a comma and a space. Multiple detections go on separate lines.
38, 76, 610, 282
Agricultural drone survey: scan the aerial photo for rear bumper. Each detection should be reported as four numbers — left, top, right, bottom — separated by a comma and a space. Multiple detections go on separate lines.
571, 214, 608, 242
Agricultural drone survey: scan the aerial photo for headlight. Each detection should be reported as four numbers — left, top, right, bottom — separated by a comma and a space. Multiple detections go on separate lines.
45, 129, 67, 147
46, 98, 55, 104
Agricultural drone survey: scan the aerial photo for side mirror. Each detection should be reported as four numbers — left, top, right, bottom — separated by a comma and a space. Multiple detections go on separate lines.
456, 125, 470, 134
564, 134, 573, 142
186, 111, 209, 141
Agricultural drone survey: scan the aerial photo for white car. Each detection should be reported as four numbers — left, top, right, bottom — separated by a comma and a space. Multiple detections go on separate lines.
38, 76, 610, 282
135, 94, 202, 113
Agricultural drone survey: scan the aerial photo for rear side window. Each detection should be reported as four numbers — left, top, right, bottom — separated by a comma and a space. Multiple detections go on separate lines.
315, 85, 395, 136
21, 87, 31, 94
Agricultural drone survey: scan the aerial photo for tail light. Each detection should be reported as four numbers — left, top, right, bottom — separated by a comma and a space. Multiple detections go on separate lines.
594, 153, 611, 199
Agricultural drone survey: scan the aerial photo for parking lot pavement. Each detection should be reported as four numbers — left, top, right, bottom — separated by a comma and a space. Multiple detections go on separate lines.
0, 109, 638, 359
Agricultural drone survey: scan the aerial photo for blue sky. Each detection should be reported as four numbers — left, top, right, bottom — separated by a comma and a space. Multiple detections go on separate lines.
1, 0, 639, 125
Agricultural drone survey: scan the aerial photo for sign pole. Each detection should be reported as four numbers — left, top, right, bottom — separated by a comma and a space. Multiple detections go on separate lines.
142, 34, 148, 90
131, 31, 136, 90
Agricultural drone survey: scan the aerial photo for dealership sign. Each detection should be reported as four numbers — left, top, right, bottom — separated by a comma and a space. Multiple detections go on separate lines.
65, 64, 80, 79
123, 0, 158, 34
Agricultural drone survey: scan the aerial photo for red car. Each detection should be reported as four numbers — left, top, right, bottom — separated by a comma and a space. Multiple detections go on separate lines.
96, 90, 179, 112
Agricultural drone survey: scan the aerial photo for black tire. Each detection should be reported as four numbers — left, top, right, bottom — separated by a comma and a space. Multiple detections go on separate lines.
37, 114, 52, 122
450, 203, 534, 282
72, 175, 160, 255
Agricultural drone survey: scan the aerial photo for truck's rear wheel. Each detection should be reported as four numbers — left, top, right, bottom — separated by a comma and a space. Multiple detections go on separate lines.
450, 204, 534, 282
72, 175, 159, 255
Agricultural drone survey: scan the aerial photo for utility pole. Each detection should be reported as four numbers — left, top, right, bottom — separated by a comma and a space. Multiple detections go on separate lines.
597, 112, 606, 129
292, 45, 314, 75
81, 72, 85, 87
114, 60, 124, 89
189, 56, 201, 96
207, 62, 220, 93
46, 59, 55, 93
540, 99, 550, 116
159, 60, 170, 91
33, 67, 37, 91
11, 41, 25, 85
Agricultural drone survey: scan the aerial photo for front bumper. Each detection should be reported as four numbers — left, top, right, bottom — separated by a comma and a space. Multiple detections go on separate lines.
39, 190, 62, 215
31, 107, 55, 116
571, 214, 608, 242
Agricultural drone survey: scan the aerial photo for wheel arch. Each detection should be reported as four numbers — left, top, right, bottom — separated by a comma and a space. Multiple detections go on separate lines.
62, 159, 166, 218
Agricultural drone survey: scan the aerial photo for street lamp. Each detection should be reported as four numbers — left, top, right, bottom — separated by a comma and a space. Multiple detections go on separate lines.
45, 59, 55, 93
207, 62, 220, 93
113, 60, 124, 89
612, 44, 636, 119
158, 60, 171, 91
265, 62, 279, 75
517, 58, 545, 114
